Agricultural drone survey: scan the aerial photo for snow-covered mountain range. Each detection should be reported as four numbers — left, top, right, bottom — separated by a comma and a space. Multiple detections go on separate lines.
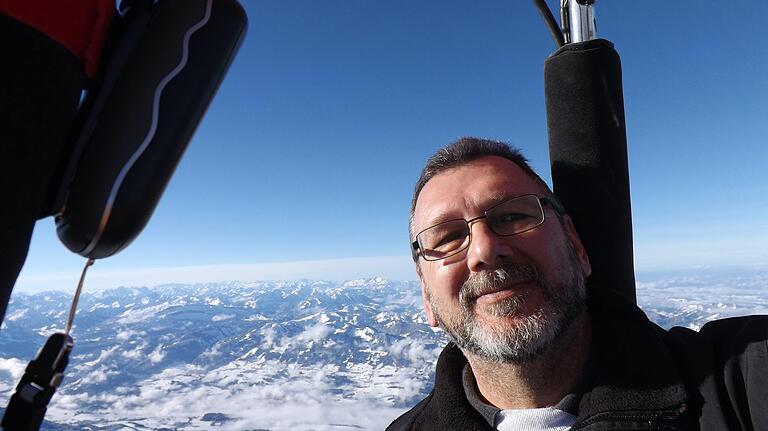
0, 272, 766, 430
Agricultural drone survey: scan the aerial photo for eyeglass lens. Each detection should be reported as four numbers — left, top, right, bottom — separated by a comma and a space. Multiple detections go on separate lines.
417, 195, 544, 260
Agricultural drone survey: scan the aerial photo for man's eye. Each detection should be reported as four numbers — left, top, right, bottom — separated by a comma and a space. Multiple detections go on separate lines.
433, 231, 466, 247
497, 212, 531, 223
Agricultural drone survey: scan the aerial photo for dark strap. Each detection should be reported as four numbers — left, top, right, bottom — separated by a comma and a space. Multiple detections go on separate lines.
1, 333, 73, 431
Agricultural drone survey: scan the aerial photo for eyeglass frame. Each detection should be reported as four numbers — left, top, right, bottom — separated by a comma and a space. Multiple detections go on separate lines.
410, 194, 565, 262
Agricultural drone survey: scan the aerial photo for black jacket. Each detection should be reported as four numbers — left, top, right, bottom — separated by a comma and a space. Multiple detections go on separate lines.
387, 289, 768, 430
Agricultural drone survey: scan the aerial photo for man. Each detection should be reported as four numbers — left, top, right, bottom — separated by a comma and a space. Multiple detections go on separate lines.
388, 137, 768, 430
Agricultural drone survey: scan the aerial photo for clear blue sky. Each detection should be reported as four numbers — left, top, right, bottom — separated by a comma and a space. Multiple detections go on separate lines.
16, 1, 768, 291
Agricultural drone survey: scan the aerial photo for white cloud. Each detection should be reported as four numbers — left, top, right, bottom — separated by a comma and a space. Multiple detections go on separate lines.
298, 323, 333, 343
122, 344, 147, 360
147, 344, 165, 364
117, 303, 172, 324
388, 338, 442, 365
73, 365, 121, 385
80, 345, 120, 367
278, 323, 333, 349
0, 357, 28, 396
115, 329, 145, 341
46, 360, 410, 430
262, 325, 277, 347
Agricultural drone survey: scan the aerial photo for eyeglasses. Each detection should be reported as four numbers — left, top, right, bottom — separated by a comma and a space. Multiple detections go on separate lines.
411, 194, 561, 262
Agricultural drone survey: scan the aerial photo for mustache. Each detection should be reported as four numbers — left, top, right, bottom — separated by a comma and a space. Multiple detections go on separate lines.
459, 263, 542, 307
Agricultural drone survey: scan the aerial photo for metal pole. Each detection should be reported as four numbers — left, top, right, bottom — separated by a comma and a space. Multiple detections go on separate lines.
561, 0, 597, 43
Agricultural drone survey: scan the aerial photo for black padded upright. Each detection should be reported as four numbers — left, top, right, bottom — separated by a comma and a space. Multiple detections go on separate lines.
55, 0, 247, 259
544, 39, 636, 303
0, 13, 85, 324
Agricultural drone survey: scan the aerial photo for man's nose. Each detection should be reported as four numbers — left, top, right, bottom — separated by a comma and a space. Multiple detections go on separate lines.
466, 220, 511, 272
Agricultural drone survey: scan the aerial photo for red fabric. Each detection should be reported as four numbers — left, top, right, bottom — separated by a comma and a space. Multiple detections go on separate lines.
0, 0, 115, 77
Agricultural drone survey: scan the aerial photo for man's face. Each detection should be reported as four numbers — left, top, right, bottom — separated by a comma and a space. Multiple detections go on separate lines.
412, 156, 592, 363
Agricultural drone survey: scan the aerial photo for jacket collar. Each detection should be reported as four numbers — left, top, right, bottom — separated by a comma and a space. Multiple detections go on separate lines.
423, 286, 688, 427
415, 342, 493, 430
575, 286, 688, 421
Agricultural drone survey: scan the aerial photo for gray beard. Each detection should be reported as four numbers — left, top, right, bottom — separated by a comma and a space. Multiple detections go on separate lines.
428, 255, 587, 363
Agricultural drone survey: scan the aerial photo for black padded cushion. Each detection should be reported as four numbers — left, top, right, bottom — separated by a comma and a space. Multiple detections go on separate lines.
544, 39, 636, 303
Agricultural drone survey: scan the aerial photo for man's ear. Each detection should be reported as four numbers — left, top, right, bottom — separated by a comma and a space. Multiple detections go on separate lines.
561, 215, 592, 277
420, 279, 439, 327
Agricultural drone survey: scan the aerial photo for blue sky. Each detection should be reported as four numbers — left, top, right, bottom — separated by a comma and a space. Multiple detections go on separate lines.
16, 1, 768, 291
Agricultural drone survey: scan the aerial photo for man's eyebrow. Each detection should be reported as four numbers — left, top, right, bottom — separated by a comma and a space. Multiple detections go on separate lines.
483, 192, 529, 209
420, 212, 464, 231
485, 192, 513, 207
418, 193, 522, 231
416, 202, 468, 232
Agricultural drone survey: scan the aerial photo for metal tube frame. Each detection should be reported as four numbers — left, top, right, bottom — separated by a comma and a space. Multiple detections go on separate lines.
561, 0, 597, 43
